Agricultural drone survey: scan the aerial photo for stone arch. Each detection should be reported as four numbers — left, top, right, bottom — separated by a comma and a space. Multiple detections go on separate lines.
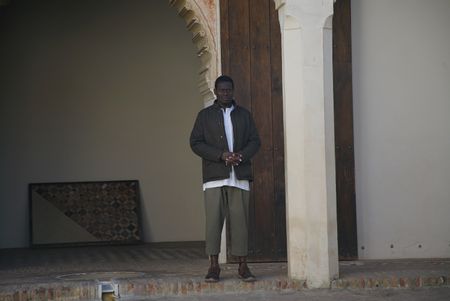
169, 0, 218, 103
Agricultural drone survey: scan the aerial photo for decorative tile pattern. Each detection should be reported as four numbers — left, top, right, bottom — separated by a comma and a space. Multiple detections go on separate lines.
30, 180, 141, 244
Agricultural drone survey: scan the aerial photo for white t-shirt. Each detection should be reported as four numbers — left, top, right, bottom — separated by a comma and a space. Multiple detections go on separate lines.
203, 105, 250, 191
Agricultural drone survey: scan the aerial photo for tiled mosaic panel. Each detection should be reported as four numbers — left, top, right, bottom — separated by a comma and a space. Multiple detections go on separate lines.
31, 181, 140, 242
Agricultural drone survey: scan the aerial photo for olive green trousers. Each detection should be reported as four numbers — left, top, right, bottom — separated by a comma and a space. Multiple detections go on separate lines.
204, 186, 250, 256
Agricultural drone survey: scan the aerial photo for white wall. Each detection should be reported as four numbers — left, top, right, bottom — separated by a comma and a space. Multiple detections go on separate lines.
0, 0, 205, 248
352, 0, 450, 259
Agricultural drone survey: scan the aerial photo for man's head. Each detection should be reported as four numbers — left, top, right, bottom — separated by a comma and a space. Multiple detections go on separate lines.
214, 75, 234, 107
215, 75, 234, 90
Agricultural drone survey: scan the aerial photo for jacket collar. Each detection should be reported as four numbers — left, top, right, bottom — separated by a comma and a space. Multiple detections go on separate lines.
213, 99, 237, 110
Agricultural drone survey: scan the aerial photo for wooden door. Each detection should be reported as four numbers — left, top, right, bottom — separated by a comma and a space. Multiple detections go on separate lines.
220, 0, 286, 262
220, 0, 357, 262
333, 0, 358, 260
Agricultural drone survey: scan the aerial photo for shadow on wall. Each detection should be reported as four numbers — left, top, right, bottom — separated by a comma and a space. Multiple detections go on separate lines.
0, 0, 205, 248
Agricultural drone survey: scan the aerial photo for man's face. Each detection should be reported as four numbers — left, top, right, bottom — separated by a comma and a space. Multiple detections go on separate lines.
215, 81, 234, 106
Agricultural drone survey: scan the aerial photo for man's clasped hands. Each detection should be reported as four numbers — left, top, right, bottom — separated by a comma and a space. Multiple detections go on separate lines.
221, 152, 243, 166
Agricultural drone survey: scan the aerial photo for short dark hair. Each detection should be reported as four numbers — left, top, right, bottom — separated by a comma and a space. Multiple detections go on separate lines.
215, 75, 234, 89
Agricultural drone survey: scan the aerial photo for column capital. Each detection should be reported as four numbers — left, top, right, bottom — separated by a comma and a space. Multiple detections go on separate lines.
273, 0, 286, 10
275, 0, 334, 29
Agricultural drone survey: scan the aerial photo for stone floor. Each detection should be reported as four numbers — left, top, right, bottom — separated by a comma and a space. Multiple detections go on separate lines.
0, 243, 449, 300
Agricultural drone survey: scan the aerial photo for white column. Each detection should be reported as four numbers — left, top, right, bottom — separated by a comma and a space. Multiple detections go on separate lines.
275, 0, 338, 288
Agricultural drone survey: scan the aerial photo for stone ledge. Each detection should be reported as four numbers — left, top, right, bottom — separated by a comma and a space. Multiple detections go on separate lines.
118, 277, 306, 297
331, 275, 449, 289
0, 277, 306, 301
1, 275, 449, 301
0, 281, 97, 301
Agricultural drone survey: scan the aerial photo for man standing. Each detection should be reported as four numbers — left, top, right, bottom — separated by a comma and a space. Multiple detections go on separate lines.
190, 75, 261, 282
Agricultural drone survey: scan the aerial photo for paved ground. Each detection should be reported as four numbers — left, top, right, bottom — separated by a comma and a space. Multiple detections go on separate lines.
141, 288, 450, 301
0, 243, 449, 300
1, 243, 449, 284
0, 243, 289, 285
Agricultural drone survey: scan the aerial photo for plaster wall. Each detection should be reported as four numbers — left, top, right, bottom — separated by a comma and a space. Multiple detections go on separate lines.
352, 0, 450, 258
0, 0, 204, 248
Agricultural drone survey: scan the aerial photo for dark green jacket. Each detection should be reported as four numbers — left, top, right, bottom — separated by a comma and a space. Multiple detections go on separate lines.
190, 101, 261, 183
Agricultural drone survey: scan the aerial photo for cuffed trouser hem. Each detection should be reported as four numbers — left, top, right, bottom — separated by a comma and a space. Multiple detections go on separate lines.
204, 186, 249, 256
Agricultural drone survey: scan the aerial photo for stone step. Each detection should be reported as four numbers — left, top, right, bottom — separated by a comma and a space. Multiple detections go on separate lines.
1, 274, 449, 301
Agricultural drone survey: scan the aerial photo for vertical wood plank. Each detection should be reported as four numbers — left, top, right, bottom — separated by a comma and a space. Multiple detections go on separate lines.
220, 0, 230, 76
221, 0, 253, 261
228, 0, 251, 110
333, 0, 358, 260
269, 0, 287, 259
249, 0, 275, 259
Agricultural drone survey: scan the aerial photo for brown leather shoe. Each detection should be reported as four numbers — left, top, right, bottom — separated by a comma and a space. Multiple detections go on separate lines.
205, 266, 221, 282
238, 263, 256, 282
205, 255, 220, 282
